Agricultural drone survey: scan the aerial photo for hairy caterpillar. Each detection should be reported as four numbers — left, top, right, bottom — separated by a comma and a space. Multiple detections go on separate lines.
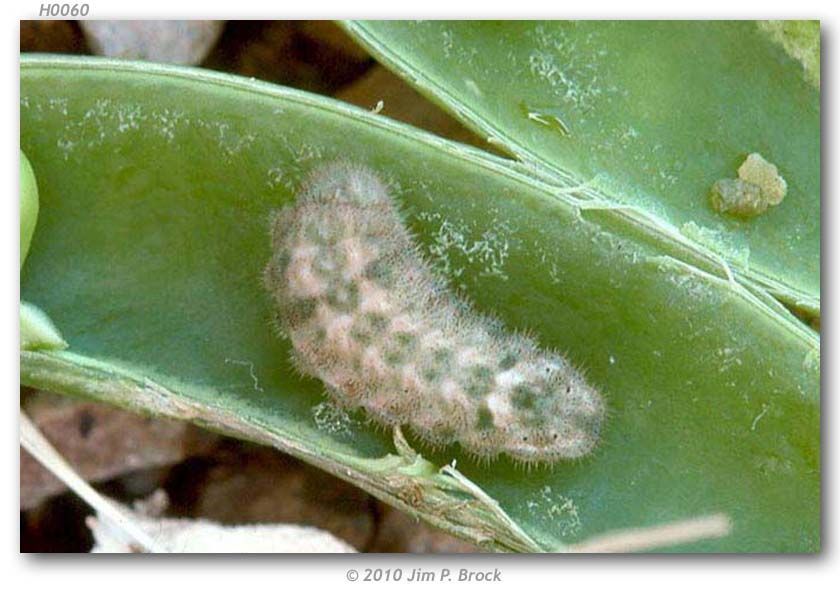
263, 163, 605, 464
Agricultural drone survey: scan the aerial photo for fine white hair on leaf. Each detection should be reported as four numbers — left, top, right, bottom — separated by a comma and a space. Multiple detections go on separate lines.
263, 162, 605, 464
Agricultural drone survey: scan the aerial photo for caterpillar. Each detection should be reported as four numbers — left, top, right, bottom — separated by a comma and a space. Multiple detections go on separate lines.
263, 163, 605, 464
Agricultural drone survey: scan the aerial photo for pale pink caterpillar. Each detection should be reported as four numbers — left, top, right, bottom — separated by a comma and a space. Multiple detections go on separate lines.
263, 163, 605, 464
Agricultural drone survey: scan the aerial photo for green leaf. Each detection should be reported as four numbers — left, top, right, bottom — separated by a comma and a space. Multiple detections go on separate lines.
20, 55, 819, 552
343, 21, 820, 317
20, 149, 39, 268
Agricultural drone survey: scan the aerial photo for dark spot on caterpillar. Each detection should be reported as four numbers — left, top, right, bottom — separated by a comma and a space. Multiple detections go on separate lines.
511, 385, 537, 410
465, 365, 494, 399
288, 298, 317, 323
433, 347, 453, 365
473, 365, 493, 379
394, 332, 416, 349
499, 352, 518, 370
365, 313, 388, 332
365, 259, 392, 281
269, 252, 290, 277
421, 365, 442, 383
423, 347, 453, 383
476, 405, 495, 430
350, 322, 372, 344
326, 281, 359, 311
384, 349, 404, 367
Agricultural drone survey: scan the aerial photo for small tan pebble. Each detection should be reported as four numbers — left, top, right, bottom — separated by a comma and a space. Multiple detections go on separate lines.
709, 152, 787, 217
709, 178, 765, 217
737, 152, 788, 206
